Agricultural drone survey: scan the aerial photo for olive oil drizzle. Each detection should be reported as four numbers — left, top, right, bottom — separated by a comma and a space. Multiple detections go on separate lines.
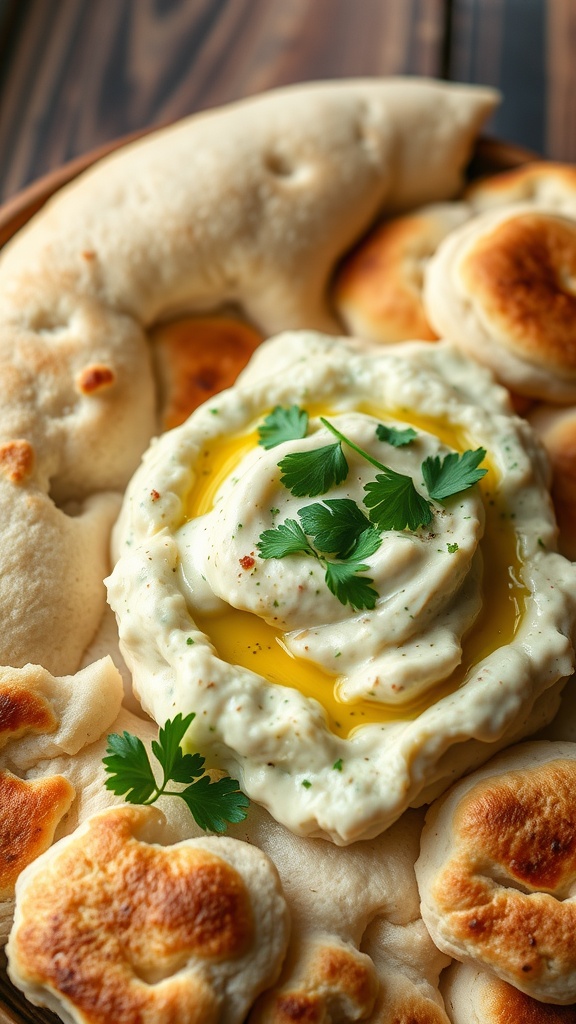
183, 408, 527, 738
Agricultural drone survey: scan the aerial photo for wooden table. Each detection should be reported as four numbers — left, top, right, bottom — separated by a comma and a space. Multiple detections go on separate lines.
1, 0, 575, 204
0, 4, 575, 1024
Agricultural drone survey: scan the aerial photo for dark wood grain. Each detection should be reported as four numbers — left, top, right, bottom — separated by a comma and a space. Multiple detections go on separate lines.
545, 0, 576, 160
0, 4, 573, 1023
449, 0, 546, 155
0, 952, 59, 1024
0, 0, 446, 202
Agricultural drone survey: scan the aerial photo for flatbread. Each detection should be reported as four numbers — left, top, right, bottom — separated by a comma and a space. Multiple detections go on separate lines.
8, 76, 576, 1023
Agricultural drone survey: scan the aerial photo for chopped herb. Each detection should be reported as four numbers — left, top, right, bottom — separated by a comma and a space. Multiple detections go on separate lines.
278, 442, 348, 497
257, 519, 315, 560
422, 448, 487, 502
447, 542, 459, 553
302, 779, 312, 789
376, 424, 418, 447
186, 637, 195, 645
298, 498, 373, 558
103, 713, 249, 833
258, 506, 380, 611
333, 758, 343, 771
364, 468, 432, 531
324, 557, 378, 611
258, 405, 309, 449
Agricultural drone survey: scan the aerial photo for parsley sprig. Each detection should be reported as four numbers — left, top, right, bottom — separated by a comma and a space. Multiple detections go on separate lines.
103, 713, 250, 833
306, 417, 432, 532
254, 405, 487, 611
258, 499, 380, 610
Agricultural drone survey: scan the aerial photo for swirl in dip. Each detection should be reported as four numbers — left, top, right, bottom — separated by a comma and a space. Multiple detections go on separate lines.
107, 333, 576, 844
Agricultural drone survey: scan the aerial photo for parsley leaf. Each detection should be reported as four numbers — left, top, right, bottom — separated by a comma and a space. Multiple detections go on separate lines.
278, 443, 349, 497
364, 468, 432, 531
348, 526, 382, 561
258, 405, 309, 449
151, 714, 204, 785
178, 774, 251, 833
422, 448, 487, 502
257, 519, 315, 559
103, 731, 158, 804
103, 713, 249, 833
297, 498, 373, 558
376, 424, 418, 447
325, 557, 378, 610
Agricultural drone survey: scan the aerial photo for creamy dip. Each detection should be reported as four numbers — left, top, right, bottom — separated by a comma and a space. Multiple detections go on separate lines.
107, 332, 576, 843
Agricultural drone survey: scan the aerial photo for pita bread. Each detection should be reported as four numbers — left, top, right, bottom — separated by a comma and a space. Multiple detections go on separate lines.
416, 741, 576, 1004
7, 805, 290, 1024
10, 76, 576, 1023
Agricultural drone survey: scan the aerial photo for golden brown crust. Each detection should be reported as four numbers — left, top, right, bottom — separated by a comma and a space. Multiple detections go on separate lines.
152, 315, 263, 430
333, 215, 439, 342
0, 440, 34, 483
373, 992, 451, 1023
459, 213, 576, 375
465, 161, 576, 210
417, 745, 576, 1004
9, 804, 290, 1024
0, 678, 57, 747
13, 808, 251, 1018
454, 760, 576, 891
251, 941, 377, 1022
75, 363, 116, 394
489, 981, 576, 1023
0, 660, 125, 946
441, 961, 576, 1023
332, 203, 469, 344
433, 762, 576, 984
0, 771, 74, 898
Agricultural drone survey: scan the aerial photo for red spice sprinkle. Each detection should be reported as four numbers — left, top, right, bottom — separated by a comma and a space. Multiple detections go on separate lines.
240, 555, 255, 570
150, 490, 160, 501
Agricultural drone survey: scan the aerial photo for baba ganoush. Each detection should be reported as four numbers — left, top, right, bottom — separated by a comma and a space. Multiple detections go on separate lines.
107, 332, 576, 843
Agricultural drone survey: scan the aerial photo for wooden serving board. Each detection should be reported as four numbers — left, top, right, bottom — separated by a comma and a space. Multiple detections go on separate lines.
0, 130, 534, 1024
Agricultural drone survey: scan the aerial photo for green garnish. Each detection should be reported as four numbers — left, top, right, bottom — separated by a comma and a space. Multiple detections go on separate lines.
257, 519, 314, 559
376, 424, 418, 447
278, 442, 348, 497
422, 448, 487, 502
364, 467, 433, 531
254, 405, 488, 609
103, 713, 249, 833
258, 405, 309, 449
258, 506, 380, 611
333, 758, 343, 771
447, 542, 459, 553
321, 417, 431, 530
298, 498, 373, 558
